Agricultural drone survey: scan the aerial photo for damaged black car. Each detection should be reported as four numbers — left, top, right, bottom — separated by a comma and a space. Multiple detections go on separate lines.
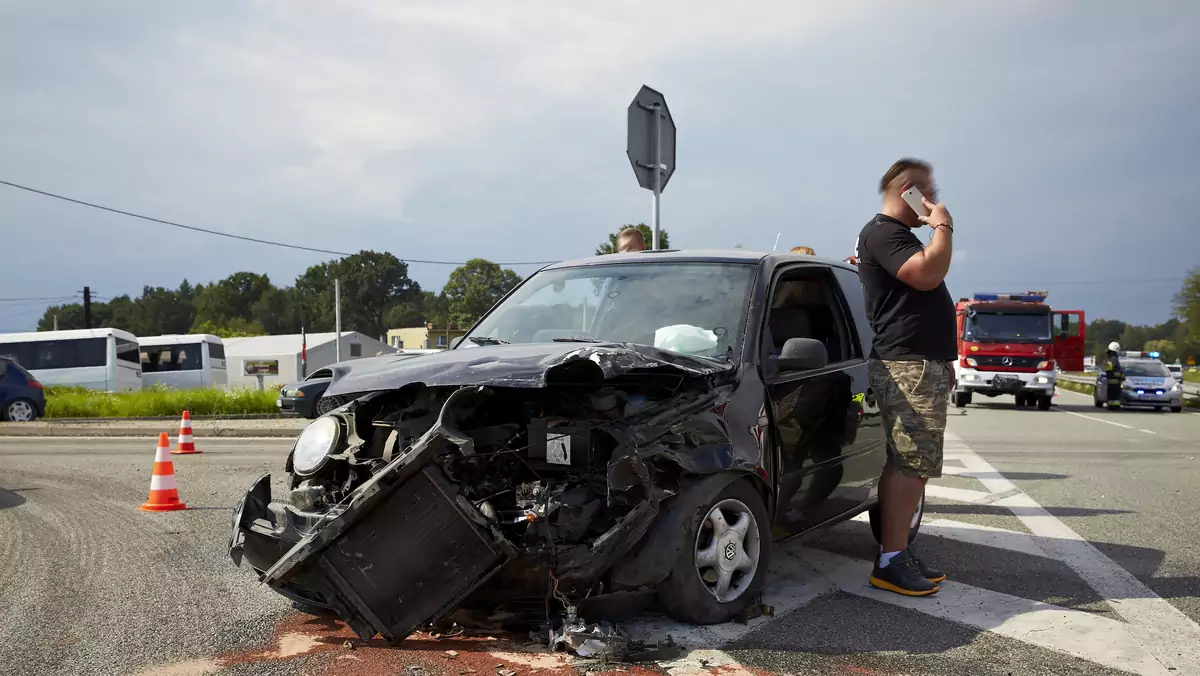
228, 250, 924, 642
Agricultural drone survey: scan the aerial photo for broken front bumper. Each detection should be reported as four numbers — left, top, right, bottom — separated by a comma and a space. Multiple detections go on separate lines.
229, 449, 519, 642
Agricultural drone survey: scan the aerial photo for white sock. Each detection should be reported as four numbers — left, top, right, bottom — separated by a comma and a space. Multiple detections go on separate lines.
879, 551, 902, 568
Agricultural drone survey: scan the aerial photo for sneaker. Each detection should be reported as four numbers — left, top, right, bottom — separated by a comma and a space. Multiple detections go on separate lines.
908, 549, 946, 583
869, 551, 940, 596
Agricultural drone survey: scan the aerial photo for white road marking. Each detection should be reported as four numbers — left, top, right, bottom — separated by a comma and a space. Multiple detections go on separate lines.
1138, 428, 1157, 435
1057, 409, 1136, 429
948, 433, 1200, 668
919, 518, 1047, 559
805, 549, 1178, 676
628, 550, 837, 674
924, 484, 993, 503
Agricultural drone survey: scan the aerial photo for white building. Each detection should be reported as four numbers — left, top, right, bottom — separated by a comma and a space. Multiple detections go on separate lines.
223, 332, 394, 389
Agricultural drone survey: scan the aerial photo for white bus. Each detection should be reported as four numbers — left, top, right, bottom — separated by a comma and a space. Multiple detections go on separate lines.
139, 334, 228, 389
0, 328, 143, 392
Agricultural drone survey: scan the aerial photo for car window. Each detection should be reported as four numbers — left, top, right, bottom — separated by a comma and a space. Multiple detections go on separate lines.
462, 262, 757, 360
1124, 361, 1169, 377
763, 266, 857, 367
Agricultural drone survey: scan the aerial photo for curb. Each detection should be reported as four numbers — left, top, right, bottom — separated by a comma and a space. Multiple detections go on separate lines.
0, 426, 302, 438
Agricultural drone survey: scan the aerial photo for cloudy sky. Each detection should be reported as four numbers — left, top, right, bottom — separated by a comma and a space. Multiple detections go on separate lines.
1, 1, 1197, 332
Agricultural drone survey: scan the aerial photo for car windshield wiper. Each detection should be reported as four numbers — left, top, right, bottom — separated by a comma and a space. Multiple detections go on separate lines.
467, 336, 508, 345
552, 336, 603, 343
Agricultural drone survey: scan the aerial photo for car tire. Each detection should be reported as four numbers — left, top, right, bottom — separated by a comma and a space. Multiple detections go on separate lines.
1154, 406, 1163, 412
315, 397, 340, 417
1171, 406, 1183, 413
1037, 396, 1052, 411
953, 392, 971, 408
2, 398, 38, 422
1093, 396, 1103, 408
657, 479, 771, 625
868, 487, 925, 547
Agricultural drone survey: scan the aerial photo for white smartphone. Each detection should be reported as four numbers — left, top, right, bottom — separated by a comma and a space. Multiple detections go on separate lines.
901, 186, 929, 218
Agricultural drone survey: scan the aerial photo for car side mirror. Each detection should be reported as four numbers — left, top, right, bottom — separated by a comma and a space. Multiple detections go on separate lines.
449, 336, 464, 349
772, 337, 828, 373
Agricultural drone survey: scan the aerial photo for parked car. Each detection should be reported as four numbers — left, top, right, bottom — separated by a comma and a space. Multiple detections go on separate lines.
230, 250, 914, 642
277, 353, 428, 418
1166, 363, 1183, 379
0, 356, 47, 422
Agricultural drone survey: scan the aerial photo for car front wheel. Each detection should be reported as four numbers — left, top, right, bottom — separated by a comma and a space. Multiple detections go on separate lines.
868, 487, 925, 546
658, 479, 770, 625
3, 399, 37, 422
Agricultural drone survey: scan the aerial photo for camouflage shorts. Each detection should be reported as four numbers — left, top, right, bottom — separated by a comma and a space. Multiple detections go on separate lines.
867, 359, 951, 479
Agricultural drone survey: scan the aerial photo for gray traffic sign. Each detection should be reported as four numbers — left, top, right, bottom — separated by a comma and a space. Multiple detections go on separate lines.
626, 85, 676, 192
627, 85, 676, 249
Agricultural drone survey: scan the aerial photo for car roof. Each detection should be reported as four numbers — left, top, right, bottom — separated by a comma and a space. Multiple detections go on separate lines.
544, 249, 858, 272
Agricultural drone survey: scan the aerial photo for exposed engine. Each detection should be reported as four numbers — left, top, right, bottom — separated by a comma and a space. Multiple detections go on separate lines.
279, 377, 699, 610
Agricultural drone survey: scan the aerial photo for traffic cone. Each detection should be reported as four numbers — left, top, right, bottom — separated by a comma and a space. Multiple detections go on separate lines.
173, 410, 201, 454
140, 432, 188, 512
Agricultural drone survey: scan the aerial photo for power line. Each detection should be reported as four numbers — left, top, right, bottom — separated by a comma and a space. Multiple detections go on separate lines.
0, 295, 79, 303
0, 179, 558, 267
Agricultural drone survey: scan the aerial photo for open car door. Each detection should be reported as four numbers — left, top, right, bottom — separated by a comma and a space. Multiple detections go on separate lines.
1053, 310, 1085, 372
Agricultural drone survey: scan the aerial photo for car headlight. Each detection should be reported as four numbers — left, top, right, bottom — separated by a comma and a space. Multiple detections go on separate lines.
1035, 376, 1050, 384
965, 358, 977, 367
292, 416, 342, 476
1171, 383, 1182, 392
1036, 361, 1050, 370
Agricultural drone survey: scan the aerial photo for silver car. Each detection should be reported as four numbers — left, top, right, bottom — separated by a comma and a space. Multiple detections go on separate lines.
1094, 358, 1185, 412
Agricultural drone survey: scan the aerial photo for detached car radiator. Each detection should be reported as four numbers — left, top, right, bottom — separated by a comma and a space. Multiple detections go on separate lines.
266, 465, 515, 642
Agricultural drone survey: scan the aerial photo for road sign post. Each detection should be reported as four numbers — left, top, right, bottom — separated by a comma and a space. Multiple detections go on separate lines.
627, 86, 676, 250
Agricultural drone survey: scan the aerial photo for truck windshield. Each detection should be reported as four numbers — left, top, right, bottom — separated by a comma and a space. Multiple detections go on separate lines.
964, 311, 1052, 343
461, 262, 756, 360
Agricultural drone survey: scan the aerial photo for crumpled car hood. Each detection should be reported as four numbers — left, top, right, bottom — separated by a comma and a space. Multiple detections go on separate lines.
323, 342, 731, 396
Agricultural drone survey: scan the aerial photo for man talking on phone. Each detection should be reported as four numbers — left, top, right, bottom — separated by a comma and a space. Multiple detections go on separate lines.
855, 158, 956, 597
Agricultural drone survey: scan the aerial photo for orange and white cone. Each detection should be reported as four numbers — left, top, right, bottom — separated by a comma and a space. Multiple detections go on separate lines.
140, 432, 188, 512
173, 410, 200, 454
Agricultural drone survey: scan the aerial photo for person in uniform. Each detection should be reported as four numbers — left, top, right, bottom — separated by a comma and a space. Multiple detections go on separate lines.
1102, 341, 1125, 409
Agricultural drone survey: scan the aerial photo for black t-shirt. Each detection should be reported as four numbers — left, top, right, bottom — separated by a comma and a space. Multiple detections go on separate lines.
855, 214, 957, 361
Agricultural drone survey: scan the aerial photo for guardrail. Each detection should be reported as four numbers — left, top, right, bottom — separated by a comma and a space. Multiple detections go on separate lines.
1057, 373, 1200, 402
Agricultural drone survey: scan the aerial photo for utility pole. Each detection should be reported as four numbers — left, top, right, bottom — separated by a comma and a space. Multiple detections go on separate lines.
334, 279, 342, 362
53, 314, 58, 331
83, 286, 92, 329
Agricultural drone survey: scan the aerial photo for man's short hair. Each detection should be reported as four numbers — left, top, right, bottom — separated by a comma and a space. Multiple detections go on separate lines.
879, 158, 932, 194
790, 246, 815, 255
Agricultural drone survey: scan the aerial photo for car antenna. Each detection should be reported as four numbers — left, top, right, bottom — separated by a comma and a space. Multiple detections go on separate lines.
772, 233, 781, 251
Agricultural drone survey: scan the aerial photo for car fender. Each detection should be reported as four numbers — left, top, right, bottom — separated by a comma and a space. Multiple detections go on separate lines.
609, 470, 765, 591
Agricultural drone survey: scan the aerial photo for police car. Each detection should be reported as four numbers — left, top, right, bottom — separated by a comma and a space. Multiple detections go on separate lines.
1094, 351, 1185, 412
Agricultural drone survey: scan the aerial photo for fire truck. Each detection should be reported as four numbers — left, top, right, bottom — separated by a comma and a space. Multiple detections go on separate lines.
952, 292, 1085, 410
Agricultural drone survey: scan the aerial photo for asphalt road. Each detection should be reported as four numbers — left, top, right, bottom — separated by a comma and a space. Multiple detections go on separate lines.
1, 389, 1197, 676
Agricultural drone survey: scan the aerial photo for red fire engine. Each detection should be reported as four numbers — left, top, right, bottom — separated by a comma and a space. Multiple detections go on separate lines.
952, 292, 1085, 410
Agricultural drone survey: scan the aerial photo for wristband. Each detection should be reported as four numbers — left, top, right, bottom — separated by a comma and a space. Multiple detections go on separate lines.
933, 223, 953, 233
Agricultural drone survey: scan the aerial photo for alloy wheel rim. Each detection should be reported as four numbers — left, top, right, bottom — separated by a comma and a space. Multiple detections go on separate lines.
693, 498, 760, 603
8, 401, 34, 422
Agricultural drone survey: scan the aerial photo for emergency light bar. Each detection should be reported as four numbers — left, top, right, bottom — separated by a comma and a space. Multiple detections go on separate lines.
972, 292, 1048, 302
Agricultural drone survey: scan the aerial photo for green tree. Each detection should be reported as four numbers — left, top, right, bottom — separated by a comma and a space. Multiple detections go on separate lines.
1143, 339, 1177, 363
595, 223, 670, 255
192, 318, 267, 338
1086, 318, 1128, 357
193, 272, 276, 328
441, 259, 522, 327
294, 250, 422, 337
135, 286, 195, 335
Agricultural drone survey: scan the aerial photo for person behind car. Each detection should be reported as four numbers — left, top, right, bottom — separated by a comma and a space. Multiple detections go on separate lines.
617, 227, 646, 253
790, 246, 815, 255
1102, 341, 1125, 407
855, 157, 955, 597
